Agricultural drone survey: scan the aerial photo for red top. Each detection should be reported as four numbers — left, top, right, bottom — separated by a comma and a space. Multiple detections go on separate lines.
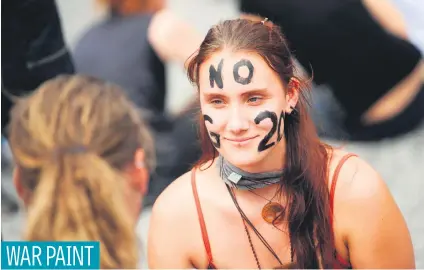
191, 153, 357, 269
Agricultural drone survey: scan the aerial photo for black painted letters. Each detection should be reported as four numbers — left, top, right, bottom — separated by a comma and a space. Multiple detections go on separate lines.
254, 110, 285, 152
209, 59, 224, 89
233, 59, 254, 85
276, 111, 285, 142
204, 114, 221, 148
254, 111, 278, 152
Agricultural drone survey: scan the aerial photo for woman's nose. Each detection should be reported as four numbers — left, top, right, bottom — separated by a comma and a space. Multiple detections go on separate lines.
227, 107, 249, 134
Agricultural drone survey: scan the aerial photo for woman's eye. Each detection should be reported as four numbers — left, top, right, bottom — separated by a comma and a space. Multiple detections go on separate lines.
211, 99, 223, 105
248, 96, 262, 104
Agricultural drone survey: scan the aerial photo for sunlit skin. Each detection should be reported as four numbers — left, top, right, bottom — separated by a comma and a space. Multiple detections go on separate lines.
199, 50, 298, 173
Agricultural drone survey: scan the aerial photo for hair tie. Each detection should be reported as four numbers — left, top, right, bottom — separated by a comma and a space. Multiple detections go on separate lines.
55, 145, 88, 155
261, 17, 269, 25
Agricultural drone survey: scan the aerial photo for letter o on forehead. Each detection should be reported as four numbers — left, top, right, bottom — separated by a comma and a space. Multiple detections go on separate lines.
233, 59, 254, 85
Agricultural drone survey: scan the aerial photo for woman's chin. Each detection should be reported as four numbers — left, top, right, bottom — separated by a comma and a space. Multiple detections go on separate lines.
219, 145, 284, 173
224, 152, 266, 172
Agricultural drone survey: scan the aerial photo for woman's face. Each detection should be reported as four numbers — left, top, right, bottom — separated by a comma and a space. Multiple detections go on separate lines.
198, 50, 297, 172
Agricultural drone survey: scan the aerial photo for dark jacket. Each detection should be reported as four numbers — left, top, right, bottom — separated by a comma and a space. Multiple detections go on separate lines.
2, 0, 74, 134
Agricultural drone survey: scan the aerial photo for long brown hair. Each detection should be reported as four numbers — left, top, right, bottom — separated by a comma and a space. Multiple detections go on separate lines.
8, 75, 155, 269
186, 19, 335, 268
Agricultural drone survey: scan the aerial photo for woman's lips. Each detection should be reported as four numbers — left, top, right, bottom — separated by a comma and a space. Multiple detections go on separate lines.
224, 135, 259, 145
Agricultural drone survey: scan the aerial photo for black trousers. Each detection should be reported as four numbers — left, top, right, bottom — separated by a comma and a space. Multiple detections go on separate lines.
347, 85, 424, 141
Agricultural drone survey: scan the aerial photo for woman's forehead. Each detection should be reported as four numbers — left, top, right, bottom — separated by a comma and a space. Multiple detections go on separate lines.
198, 51, 280, 93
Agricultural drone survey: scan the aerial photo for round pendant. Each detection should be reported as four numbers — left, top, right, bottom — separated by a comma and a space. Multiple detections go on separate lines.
262, 202, 284, 224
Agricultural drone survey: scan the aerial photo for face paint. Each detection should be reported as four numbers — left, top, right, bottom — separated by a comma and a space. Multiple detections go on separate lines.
204, 114, 221, 148
233, 59, 254, 85
209, 59, 224, 89
254, 111, 278, 152
209, 132, 221, 148
254, 110, 285, 152
204, 114, 213, 123
276, 111, 285, 142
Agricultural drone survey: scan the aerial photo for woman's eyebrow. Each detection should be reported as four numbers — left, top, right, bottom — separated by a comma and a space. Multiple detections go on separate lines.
202, 88, 268, 99
240, 88, 268, 97
203, 92, 227, 99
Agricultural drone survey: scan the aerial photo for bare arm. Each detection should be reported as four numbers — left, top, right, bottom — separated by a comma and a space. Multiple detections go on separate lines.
362, 0, 408, 40
147, 173, 195, 268
341, 159, 415, 268
147, 9, 203, 68
241, 0, 408, 40
147, 196, 192, 268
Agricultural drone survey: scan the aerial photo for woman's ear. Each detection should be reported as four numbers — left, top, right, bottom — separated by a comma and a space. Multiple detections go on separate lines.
132, 148, 149, 195
285, 77, 300, 114
13, 167, 27, 204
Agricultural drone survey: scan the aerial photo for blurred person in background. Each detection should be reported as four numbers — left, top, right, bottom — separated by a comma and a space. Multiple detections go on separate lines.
2, 0, 75, 134
8, 75, 155, 268
239, 0, 424, 141
2, 0, 75, 214
148, 19, 414, 269
72, 0, 203, 206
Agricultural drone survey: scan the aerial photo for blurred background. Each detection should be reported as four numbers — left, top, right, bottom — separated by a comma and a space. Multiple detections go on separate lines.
2, 0, 423, 268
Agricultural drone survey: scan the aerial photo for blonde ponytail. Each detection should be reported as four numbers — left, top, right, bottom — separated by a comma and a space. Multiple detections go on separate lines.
24, 151, 138, 268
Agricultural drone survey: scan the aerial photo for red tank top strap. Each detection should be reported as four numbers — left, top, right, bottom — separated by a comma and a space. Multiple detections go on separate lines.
330, 153, 357, 269
191, 168, 216, 268
329, 153, 358, 219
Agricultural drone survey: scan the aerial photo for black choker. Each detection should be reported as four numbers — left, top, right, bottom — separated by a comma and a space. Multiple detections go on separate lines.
217, 156, 284, 190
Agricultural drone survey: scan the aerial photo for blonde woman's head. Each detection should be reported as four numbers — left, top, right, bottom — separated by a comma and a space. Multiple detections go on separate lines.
8, 75, 155, 269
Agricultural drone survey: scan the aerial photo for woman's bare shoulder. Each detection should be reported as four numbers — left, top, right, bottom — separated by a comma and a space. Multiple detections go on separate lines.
328, 148, 400, 235
148, 168, 210, 268
151, 170, 195, 219
328, 148, 384, 198
327, 151, 414, 267
151, 163, 216, 221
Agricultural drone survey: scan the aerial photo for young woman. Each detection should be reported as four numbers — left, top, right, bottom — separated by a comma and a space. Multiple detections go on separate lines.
148, 19, 415, 268
8, 75, 155, 268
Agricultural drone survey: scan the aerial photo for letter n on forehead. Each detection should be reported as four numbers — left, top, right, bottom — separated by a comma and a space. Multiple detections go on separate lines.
209, 59, 224, 89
